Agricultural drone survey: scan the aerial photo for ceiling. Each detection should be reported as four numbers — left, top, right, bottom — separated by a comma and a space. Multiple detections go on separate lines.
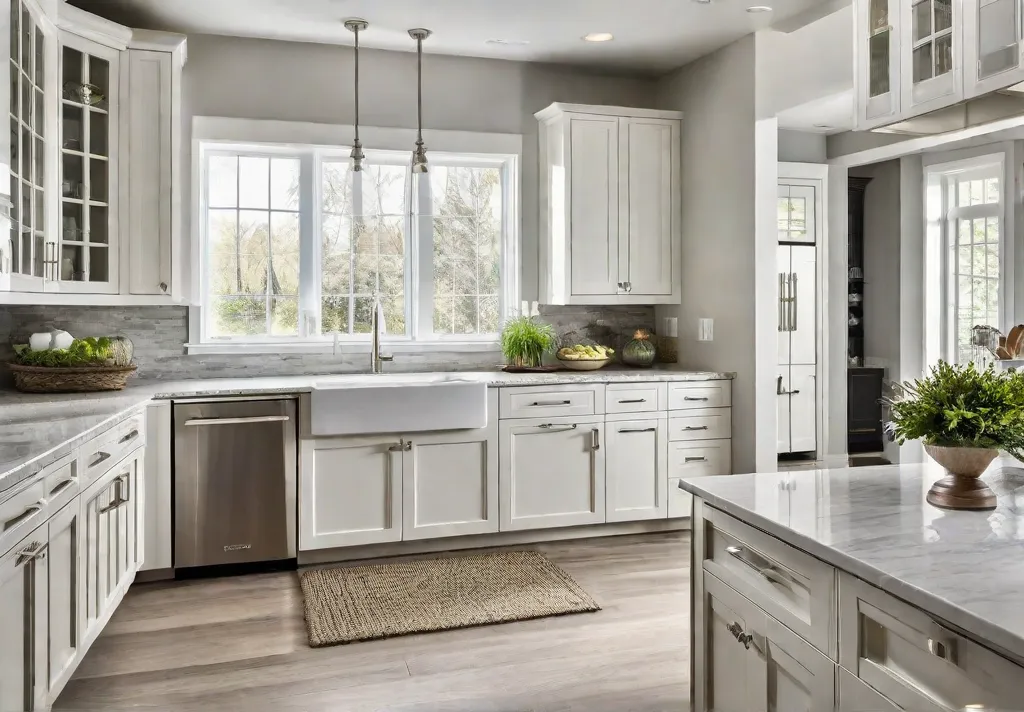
777, 91, 855, 134
70, 0, 833, 74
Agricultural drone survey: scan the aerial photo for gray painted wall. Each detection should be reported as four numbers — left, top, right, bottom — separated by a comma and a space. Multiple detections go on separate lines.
181, 34, 660, 303
778, 130, 827, 163
656, 36, 758, 473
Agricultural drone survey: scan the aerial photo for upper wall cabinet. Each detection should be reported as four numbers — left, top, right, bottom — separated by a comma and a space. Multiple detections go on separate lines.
0, 1, 186, 302
536, 103, 682, 306
963, 0, 1024, 96
856, 0, 902, 129
901, 0, 962, 115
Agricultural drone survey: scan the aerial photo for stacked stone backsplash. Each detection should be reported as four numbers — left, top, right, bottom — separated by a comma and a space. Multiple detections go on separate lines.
0, 304, 655, 381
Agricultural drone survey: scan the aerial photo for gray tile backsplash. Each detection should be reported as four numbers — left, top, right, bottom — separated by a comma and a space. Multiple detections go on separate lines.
0, 304, 654, 380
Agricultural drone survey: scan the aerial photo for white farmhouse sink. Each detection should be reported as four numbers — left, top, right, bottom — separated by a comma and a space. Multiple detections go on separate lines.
310, 375, 488, 436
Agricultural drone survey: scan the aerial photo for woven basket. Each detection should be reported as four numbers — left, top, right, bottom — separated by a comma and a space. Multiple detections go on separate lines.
8, 364, 137, 393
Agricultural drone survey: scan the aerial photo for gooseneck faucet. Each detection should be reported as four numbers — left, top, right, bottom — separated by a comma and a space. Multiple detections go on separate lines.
370, 296, 393, 373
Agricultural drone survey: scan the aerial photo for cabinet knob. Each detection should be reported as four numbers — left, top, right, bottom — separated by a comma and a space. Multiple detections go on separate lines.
159, 282, 168, 292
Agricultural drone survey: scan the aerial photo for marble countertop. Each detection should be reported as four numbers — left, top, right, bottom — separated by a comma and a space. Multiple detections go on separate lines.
680, 462, 1024, 663
0, 366, 733, 494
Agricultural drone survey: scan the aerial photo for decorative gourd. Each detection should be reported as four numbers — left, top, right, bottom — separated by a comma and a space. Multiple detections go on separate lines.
108, 336, 135, 367
622, 329, 657, 368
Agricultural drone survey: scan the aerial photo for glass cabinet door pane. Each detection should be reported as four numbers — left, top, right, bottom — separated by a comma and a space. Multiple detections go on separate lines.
869, 30, 892, 97
914, 0, 933, 41
913, 41, 934, 82
935, 33, 953, 76
20, 8, 30, 69
934, 0, 953, 31
978, 0, 1019, 78
33, 26, 42, 86
870, 0, 889, 29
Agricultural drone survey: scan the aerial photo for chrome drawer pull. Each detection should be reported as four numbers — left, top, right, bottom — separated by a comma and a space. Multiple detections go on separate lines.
118, 429, 139, 444
49, 478, 77, 497
15, 541, 46, 567
725, 545, 792, 589
618, 427, 656, 433
927, 636, 957, 664
592, 428, 600, 451
184, 415, 290, 426
684, 425, 709, 431
89, 451, 111, 468
4, 504, 42, 531
683, 396, 709, 402
529, 400, 571, 407
685, 456, 708, 463
618, 398, 646, 404
537, 423, 577, 432
726, 622, 753, 650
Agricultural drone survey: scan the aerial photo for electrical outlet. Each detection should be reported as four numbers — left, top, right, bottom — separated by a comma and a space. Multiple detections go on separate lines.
663, 317, 678, 338
698, 318, 714, 342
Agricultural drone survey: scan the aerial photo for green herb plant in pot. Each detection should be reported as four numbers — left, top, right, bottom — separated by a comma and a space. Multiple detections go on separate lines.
500, 315, 557, 370
885, 361, 1024, 510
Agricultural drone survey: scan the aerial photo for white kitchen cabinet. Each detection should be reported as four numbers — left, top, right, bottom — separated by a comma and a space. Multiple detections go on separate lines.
698, 571, 763, 712
80, 460, 121, 646
757, 612, 836, 712
141, 400, 172, 571
605, 416, 668, 522
499, 415, 605, 531
778, 364, 817, 454
777, 239, 816, 456
402, 424, 499, 540
537, 102, 681, 305
0, 521, 48, 712
122, 32, 185, 298
901, 0, 963, 115
964, 0, 1024, 96
299, 435, 403, 549
855, 0, 902, 128
838, 667, 901, 712
46, 497, 80, 704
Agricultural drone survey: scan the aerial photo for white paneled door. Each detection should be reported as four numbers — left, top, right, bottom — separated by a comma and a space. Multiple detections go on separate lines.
623, 118, 677, 296
568, 115, 620, 297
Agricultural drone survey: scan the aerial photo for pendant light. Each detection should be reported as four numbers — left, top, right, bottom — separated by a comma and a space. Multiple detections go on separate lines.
344, 18, 368, 172
408, 28, 432, 173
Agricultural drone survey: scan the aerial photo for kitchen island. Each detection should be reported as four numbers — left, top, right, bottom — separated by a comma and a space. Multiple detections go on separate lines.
680, 462, 1024, 711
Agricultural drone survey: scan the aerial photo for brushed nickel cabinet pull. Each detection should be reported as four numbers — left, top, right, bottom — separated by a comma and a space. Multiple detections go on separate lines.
685, 456, 708, 463
15, 541, 46, 566
927, 635, 957, 664
184, 415, 290, 426
49, 478, 77, 497
4, 504, 42, 532
529, 400, 571, 407
537, 423, 577, 432
618, 427, 656, 433
684, 425, 709, 431
592, 428, 600, 451
683, 396, 709, 402
89, 451, 111, 468
618, 398, 646, 404
118, 429, 139, 444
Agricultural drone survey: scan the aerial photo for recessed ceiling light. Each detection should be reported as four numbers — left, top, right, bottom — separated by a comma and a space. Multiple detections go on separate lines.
813, 124, 834, 129
746, 5, 773, 11
692, 0, 713, 4
485, 38, 531, 46
583, 32, 614, 42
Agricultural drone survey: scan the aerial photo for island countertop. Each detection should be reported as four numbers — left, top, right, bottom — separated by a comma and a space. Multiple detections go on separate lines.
680, 462, 1024, 664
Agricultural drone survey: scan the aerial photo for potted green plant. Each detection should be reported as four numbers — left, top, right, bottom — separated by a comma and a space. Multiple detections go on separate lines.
885, 361, 1024, 510
500, 315, 556, 370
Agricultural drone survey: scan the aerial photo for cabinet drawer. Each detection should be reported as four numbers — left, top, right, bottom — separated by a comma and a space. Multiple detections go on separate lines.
839, 572, 1022, 710
0, 478, 47, 557
669, 409, 731, 441
668, 439, 731, 478
499, 385, 603, 419
605, 383, 666, 414
80, 413, 145, 488
43, 460, 79, 514
837, 667, 900, 712
701, 505, 837, 659
668, 380, 731, 410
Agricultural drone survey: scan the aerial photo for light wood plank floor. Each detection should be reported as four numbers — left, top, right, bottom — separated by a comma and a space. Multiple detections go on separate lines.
56, 532, 690, 712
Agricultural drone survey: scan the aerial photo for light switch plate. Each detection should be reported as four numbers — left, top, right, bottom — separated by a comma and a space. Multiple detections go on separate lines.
698, 318, 713, 342
663, 317, 679, 338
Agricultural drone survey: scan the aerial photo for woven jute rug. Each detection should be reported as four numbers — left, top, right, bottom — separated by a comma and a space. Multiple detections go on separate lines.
298, 550, 601, 647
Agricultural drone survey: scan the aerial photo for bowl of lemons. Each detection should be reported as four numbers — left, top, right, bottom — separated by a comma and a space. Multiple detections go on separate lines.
556, 344, 615, 370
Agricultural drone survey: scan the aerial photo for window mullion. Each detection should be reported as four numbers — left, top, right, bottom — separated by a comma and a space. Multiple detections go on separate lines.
299, 152, 318, 337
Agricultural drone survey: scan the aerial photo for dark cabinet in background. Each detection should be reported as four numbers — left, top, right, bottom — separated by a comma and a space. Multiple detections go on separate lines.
848, 367, 884, 454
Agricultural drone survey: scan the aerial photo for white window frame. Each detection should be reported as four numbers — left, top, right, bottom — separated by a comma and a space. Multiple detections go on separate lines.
187, 117, 521, 355
923, 149, 1013, 366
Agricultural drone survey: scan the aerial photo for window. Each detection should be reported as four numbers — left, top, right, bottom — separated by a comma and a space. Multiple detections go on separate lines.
925, 155, 1006, 365
197, 141, 517, 349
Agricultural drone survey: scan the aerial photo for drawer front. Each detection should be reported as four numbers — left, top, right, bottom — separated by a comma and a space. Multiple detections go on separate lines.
837, 667, 900, 712
605, 383, 666, 414
0, 478, 46, 556
702, 505, 837, 659
668, 380, 732, 410
668, 478, 692, 518
80, 413, 145, 488
668, 439, 731, 478
43, 460, 79, 515
669, 409, 732, 441
839, 572, 1022, 710
499, 385, 603, 420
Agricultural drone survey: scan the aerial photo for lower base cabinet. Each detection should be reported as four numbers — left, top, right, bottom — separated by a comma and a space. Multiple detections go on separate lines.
605, 417, 668, 522
0, 523, 49, 712
47, 500, 81, 704
498, 416, 605, 531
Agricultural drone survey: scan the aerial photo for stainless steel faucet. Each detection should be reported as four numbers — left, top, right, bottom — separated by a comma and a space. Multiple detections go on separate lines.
370, 296, 393, 373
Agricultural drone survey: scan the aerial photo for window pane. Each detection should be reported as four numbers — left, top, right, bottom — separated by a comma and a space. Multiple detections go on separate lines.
209, 156, 237, 207
321, 214, 352, 295
210, 296, 267, 337
985, 177, 1000, 204
238, 156, 269, 209
322, 161, 351, 215
270, 158, 299, 211
321, 295, 349, 334
970, 179, 984, 205
271, 296, 297, 336
208, 209, 239, 295
236, 210, 270, 294
360, 164, 406, 216
270, 212, 299, 296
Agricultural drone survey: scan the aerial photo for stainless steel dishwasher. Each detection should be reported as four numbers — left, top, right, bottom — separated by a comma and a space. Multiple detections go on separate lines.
173, 398, 296, 568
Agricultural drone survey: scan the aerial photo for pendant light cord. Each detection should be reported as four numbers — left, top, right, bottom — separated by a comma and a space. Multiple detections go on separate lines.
354, 26, 360, 145
417, 36, 423, 144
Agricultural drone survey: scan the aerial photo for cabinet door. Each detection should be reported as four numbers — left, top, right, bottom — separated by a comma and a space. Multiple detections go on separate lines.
0, 524, 49, 712
605, 417, 668, 522
777, 367, 792, 454
856, 0, 901, 127
757, 614, 836, 712
698, 572, 763, 712
57, 32, 120, 294
499, 416, 605, 531
622, 117, 677, 297
568, 114, 620, 297
838, 667, 901, 712
789, 245, 816, 366
964, 0, 1024, 97
789, 365, 817, 454
125, 48, 175, 296
80, 466, 118, 645
901, 0, 963, 115
47, 498, 81, 704
299, 436, 403, 550
402, 426, 498, 540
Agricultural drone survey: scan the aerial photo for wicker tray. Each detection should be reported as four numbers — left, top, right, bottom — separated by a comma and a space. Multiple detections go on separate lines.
8, 363, 137, 393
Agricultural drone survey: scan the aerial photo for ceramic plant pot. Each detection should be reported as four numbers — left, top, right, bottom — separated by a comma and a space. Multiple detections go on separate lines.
923, 444, 998, 511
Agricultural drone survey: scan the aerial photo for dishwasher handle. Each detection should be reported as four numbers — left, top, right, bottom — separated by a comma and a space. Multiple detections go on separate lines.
183, 415, 291, 426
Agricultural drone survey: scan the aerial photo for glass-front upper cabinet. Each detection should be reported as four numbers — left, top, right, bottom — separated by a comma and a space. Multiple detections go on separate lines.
963, 0, 1024, 97
58, 32, 118, 293
901, 0, 964, 114
856, 0, 902, 128
5, 0, 58, 292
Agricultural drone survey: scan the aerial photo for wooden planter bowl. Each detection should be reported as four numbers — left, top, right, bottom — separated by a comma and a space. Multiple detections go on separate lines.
923, 444, 999, 511
8, 364, 137, 393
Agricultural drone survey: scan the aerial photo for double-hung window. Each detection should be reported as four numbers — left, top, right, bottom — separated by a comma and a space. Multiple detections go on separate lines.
196, 136, 518, 351
925, 153, 1008, 364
